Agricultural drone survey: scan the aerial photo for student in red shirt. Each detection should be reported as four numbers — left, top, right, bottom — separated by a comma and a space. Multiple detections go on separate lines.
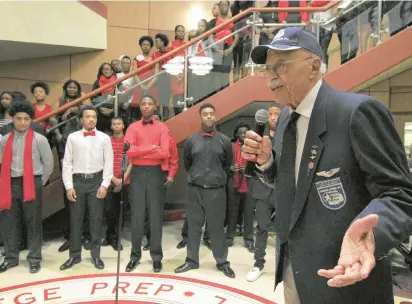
209, 1, 239, 94
102, 117, 132, 251
143, 114, 178, 251
31, 82, 52, 130
124, 94, 170, 273
131, 36, 159, 112
31, 82, 62, 143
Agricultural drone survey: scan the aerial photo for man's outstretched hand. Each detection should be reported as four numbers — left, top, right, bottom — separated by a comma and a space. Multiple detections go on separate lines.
318, 214, 379, 287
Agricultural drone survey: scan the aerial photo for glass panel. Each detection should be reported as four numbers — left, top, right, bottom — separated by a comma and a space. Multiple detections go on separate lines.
384, 0, 412, 37
320, 0, 412, 70
185, 14, 313, 111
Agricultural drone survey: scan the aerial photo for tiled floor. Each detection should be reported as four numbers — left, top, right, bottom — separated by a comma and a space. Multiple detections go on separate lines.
0, 220, 411, 304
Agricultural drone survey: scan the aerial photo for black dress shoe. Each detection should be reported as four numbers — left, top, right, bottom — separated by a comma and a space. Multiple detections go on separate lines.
0, 261, 18, 273
153, 261, 162, 273
143, 244, 150, 251
29, 263, 41, 274
92, 258, 105, 270
203, 239, 212, 250
245, 243, 255, 253
218, 264, 235, 278
226, 240, 234, 247
60, 257, 81, 271
176, 238, 187, 249
108, 239, 123, 252
58, 240, 70, 252
125, 260, 139, 272
174, 262, 199, 274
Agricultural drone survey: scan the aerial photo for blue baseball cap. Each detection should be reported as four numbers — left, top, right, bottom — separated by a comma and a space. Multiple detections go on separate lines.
251, 27, 324, 64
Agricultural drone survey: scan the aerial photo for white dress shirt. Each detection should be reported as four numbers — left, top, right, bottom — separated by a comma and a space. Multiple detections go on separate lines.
260, 79, 323, 182
62, 128, 114, 190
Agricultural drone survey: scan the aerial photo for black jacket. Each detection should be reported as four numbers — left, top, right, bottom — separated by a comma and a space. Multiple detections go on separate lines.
261, 82, 412, 304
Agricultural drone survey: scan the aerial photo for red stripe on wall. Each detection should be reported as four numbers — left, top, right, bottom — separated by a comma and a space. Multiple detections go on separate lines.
78, 0, 107, 19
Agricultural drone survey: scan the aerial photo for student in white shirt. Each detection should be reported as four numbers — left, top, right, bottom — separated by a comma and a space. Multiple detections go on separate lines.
60, 105, 113, 271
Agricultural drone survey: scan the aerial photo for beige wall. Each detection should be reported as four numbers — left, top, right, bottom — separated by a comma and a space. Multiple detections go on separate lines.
0, 1, 215, 106
356, 68, 412, 145
0, 1, 106, 49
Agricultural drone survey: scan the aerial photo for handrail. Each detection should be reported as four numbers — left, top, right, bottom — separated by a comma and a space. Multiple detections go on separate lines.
34, 1, 340, 123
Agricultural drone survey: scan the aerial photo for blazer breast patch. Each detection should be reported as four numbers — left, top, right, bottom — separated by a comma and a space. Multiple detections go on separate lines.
315, 177, 346, 210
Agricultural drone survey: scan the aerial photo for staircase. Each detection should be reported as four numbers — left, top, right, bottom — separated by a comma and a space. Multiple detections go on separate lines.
167, 26, 412, 144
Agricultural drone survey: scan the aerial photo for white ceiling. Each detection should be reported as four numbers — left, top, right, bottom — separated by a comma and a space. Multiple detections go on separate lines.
0, 40, 98, 62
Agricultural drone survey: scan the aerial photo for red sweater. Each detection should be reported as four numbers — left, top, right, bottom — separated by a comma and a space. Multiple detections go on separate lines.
167, 135, 179, 178
125, 118, 170, 169
33, 103, 52, 129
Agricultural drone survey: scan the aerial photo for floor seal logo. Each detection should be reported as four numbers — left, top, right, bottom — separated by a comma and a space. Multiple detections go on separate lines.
0, 274, 276, 304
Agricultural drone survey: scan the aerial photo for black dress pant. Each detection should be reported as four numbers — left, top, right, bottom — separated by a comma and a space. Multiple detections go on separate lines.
226, 178, 255, 244
186, 184, 228, 267
62, 184, 90, 240
129, 165, 165, 262
104, 184, 129, 241
69, 173, 104, 259
0, 176, 43, 264
181, 216, 209, 241
253, 196, 275, 270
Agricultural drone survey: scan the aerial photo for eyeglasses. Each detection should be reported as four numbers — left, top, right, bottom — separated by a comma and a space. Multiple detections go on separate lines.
260, 57, 316, 78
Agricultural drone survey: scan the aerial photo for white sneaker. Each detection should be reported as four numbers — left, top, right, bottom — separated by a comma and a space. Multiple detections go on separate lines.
246, 267, 263, 282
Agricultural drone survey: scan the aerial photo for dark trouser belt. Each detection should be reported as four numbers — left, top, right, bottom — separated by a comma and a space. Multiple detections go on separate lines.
73, 171, 103, 179
191, 183, 224, 189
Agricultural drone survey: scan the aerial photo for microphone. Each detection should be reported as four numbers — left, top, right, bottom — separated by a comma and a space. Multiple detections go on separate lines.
123, 142, 130, 153
244, 109, 270, 177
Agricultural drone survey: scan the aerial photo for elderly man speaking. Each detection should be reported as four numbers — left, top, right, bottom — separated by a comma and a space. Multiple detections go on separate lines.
241, 27, 412, 304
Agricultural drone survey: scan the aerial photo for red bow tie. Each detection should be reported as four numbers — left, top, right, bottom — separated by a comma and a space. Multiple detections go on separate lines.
84, 131, 96, 137
202, 130, 216, 137
143, 120, 154, 126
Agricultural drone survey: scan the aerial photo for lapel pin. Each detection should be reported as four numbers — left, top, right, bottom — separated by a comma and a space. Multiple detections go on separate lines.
307, 161, 314, 176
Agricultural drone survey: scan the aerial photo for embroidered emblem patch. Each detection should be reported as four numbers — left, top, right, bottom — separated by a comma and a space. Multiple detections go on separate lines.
315, 177, 346, 210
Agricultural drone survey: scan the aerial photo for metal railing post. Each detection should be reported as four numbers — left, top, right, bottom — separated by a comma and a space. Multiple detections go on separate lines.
315, 13, 321, 42
114, 87, 119, 117
183, 48, 189, 111
251, 12, 257, 76
377, 0, 382, 45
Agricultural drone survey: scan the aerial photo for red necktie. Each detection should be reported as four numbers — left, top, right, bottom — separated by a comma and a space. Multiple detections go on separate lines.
84, 131, 96, 137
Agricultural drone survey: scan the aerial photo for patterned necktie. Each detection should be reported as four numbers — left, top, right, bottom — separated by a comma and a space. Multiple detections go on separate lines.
84, 131, 96, 137
143, 120, 153, 126
275, 111, 300, 242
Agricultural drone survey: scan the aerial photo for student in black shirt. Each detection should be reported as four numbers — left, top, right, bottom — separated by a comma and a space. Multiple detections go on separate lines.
174, 103, 235, 278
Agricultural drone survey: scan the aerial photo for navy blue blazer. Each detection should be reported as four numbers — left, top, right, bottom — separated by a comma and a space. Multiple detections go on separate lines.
261, 81, 412, 304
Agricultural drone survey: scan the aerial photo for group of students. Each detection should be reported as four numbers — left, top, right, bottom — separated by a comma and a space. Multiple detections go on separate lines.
0, 90, 282, 282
